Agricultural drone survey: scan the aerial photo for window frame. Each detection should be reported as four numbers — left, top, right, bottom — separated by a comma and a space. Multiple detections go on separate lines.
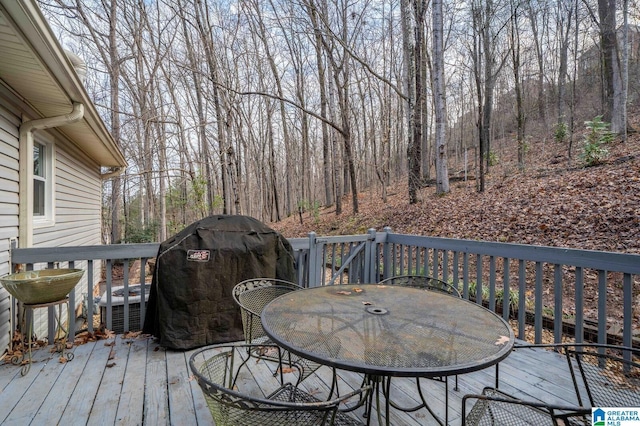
32, 134, 55, 228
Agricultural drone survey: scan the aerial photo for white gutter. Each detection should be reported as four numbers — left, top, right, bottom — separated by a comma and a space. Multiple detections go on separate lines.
18, 102, 85, 248
100, 167, 125, 180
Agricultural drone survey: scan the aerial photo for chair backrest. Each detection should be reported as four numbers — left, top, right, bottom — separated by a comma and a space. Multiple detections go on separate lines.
378, 275, 462, 297
189, 343, 358, 426
232, 278, 303, 343
565, 343, 640, 408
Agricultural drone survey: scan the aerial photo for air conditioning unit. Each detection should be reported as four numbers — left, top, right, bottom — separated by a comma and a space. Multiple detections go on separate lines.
99, 284, 150, 333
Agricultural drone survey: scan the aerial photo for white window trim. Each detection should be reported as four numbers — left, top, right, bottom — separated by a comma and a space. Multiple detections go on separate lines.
33, 133, 55, 228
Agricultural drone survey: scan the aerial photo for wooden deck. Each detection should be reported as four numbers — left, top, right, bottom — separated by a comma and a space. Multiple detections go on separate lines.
0, 336, 583, 425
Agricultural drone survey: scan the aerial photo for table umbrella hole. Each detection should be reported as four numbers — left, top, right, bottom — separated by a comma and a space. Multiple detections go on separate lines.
366, 307, 388, 315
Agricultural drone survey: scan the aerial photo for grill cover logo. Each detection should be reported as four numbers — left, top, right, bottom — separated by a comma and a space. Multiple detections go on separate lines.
187, 249, 210, 262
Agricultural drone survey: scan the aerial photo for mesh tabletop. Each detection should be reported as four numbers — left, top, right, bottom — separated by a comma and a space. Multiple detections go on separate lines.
261, 284, 515, 377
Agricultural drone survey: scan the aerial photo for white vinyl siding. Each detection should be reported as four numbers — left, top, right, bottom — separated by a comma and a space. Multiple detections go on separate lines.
0, 99, 20, 352
30, 136, 102, 336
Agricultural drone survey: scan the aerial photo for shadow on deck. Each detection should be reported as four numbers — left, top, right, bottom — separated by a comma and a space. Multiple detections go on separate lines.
0, 336, 581, 425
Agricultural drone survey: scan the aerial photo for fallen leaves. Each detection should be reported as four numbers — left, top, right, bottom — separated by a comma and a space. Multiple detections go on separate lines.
271, 133, 640, 338
257, 346, 279, 358
74, 328, 115, 345
123, 331, 142, 339
495, 335, 511, 346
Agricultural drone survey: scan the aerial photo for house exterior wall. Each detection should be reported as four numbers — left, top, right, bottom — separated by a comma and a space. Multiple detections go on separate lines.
0, 93, 103, 353
0, 100, 20, 350
30, 132, 103, 337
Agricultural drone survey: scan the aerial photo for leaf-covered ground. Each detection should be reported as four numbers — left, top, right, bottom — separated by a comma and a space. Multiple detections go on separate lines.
271, 118, 640, 256
270, 115, 640, 338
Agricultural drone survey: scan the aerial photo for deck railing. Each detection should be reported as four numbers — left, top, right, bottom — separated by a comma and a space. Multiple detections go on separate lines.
9, 229, 640, 348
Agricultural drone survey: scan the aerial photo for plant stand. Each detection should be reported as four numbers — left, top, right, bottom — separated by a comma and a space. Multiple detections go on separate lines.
12, 298, 74, 376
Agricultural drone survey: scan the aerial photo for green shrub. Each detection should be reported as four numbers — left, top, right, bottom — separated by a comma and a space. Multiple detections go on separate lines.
554, 121, 568, 144
123, 222, 157, 243
298, 199, 322, 223
484, 151, 499, 167
580, 116, 612, 166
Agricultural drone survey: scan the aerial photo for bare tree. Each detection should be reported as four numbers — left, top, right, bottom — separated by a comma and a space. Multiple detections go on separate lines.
598, 0, 625, 133
471, 0, 510, 192
555, 0, 574, 154
433, 0, 450, 194
401, 0, 425, 203
509, 0, 526, 171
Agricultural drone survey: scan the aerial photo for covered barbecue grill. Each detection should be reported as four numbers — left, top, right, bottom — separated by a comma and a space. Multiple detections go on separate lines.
143, 215, 295, 350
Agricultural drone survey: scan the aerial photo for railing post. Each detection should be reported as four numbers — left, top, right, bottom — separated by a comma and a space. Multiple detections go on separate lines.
307, 232, 321, 287
382, 227, 392, 280
364, 229, 377, 283
87, 259, 94, 333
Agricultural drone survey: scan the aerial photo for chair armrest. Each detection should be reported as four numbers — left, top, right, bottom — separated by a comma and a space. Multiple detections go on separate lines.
462, 387, 590, 426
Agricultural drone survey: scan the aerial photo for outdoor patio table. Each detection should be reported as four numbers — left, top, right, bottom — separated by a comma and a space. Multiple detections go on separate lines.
261, 283, 515, 425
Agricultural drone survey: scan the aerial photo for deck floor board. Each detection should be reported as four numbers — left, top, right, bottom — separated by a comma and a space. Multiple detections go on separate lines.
115, 337, 148, 425
0, 337, 586, 425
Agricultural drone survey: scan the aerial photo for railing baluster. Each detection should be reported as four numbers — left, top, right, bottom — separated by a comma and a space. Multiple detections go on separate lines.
489, 256, 496, 312
518, 260, 526, 340
553, 264, 563, 343
68, 260, 76, 339
123, 259, 129, 333
597, 270, 607, 344
502, 257, 510, 322
139, 258, 148, 331
623, 273, 632, 350
534, 262, 543, 343
442, 250, 449, 283
452, 251, 459, 293
106, 259, 112, 331
463, 253, 469, 298
475, 254, 482, 304
47, 262, 55, 342
87, 259, 94, 333
574, 267, 584, 343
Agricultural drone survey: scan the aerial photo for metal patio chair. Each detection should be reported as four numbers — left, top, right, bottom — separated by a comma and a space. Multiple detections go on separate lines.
462, 343, 640, 425
375, 274, 464, 420
233, 278, 337, 386
189, 343, 368, 426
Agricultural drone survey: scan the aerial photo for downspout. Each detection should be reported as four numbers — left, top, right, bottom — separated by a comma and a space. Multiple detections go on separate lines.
18, 102, 85, 248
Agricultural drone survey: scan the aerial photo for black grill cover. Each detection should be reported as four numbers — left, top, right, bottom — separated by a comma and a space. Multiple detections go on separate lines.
143, 215, 295, 349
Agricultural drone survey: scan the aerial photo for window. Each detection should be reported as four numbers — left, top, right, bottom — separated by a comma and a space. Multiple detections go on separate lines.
33, 143, 46, 215
33, 139, 54, 226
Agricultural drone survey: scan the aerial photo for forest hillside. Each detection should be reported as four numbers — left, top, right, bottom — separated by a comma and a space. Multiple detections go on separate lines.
270, 113, 640, 255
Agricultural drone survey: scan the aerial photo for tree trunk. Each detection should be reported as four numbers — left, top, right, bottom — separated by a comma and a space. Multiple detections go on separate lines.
401, 0, 423, 204
194, 0, 227, 214
598, 0, 624, 133
432, 0, 449, 194
108, 0, 121, 244
557, 0, 572, 151
510, 0, 526, 171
